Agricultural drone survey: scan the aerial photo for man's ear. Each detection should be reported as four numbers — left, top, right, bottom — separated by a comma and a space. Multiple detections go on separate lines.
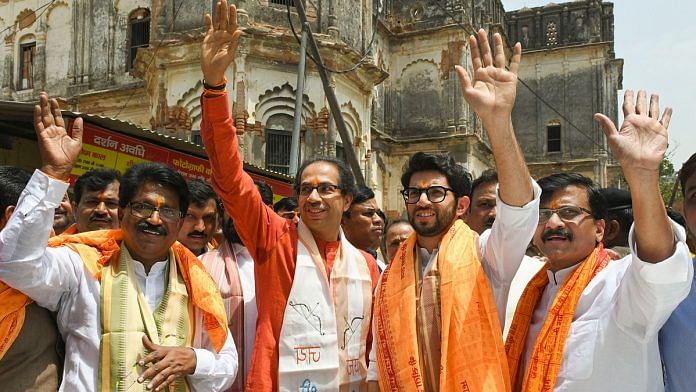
603, 219, 620, 243
457, 196, 470, 218
0, 205, 15, 230
594, 218, 606, 243
343, 194, 354, 213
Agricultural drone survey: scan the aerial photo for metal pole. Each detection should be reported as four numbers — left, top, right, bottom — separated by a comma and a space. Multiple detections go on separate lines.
294, 0, 366, 186
289, 22, 309, 177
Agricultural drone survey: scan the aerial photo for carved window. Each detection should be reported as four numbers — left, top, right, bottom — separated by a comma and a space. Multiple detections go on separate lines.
546, 21, 558, 47
270, 0, 295, 6
18, 42, 35, 90
265, 113, 295, 174
547, 124, 561, 153
128, 9, 151, 71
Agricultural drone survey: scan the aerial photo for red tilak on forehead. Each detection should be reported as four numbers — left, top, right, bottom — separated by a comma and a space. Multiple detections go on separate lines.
155, 195, 165, 208
550, 200, 559, 210
420, 180, 427, 188
97, 191, 106, 201
311, 176, 319, 186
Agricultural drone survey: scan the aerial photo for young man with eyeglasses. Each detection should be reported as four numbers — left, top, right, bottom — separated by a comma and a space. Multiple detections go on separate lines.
371, 30, 540, 390
505, 91, 692, 391
198, 2, 380, 390
0, 93, 238, 391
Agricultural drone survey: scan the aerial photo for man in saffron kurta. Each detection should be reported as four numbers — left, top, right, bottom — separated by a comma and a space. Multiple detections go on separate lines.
371, 30, 539, 391
505, 91, 692, 391
0, 93, 238, 391
199, 2, 380, 390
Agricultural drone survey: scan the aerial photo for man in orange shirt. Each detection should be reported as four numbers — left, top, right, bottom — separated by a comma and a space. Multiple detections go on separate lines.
199, 2, 380, 390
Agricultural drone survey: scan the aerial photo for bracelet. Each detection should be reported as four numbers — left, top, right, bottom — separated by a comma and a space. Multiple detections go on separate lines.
203, 77, 227, 91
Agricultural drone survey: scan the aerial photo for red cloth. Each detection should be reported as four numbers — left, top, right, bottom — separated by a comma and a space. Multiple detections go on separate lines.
201, 92, 380, 391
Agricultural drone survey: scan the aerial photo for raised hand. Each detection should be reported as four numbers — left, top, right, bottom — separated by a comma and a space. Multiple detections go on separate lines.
34, 92, 82, 180
594, 90, 672, 178
137, 335, 197, 391
201, 0, 242, 86
455, 29, 522, 129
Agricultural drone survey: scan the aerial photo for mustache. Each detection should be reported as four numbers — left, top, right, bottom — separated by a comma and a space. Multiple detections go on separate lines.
136, 221, 167, 236
541, 228, 573, 242
90, 214, 111, 222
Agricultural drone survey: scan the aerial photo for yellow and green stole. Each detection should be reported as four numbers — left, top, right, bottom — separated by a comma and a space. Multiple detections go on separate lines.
100, 247, 192, 392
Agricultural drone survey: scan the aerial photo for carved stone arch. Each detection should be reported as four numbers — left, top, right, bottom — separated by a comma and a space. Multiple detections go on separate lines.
45, 0, 69, 26
396, 59, 445, 138
45, 2, 71, 86
16, 9, 37, 30
399, 58, 440, 87
255, 82, 316, 126
19, 33, 36, 44
339, 101, 361, 143
177, 81, 204, 128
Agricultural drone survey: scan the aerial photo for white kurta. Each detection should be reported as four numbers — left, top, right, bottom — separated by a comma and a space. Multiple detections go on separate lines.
521, 221, 692, 392
0, 170, 238, 392
231, 242, 257, 377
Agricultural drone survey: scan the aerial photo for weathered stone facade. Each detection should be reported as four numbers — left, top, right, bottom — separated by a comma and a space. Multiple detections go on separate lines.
506, 0, 624, 187
0, 0, 623, 216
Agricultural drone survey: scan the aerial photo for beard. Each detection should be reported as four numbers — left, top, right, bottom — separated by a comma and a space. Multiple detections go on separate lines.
222, 217, 243, 245
408, 202, 458, 237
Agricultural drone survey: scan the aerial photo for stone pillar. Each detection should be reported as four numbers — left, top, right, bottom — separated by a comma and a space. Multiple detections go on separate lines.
2, 38, 14, 98
236, 0, 250, 26
34, 31, 47, 92
327, 0, 339, 39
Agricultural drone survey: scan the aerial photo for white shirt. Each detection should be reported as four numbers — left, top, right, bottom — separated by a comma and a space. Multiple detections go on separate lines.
0, 170, 238, 392
503, 255, 545, 338
367, 179, 542, 380
231, 242, 257, 377
521, 221, 692, 392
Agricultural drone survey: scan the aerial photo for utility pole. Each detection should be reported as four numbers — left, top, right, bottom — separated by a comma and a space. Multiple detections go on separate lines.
289, 22, 308, 177
294, 0, 366, 186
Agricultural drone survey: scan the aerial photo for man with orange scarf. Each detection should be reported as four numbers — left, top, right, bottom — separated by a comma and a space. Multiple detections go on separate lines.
505, 91, 693, 391
0, 93, 238, 391
200, 2, 381, 390
370, 30, 540, 391
0, 166, 64, 391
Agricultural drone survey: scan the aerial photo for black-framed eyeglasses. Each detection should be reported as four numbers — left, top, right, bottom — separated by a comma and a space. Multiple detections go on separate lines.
297, 182, 342, 197
401, 186, 454, 204
538, 205, 592, 224
128, 202, 182, 223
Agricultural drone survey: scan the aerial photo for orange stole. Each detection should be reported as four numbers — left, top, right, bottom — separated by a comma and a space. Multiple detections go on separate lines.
0, 282, 32, 361
504, 245, 609, 391
375, 220, 511, 391
48, 229, 229, 352
0, 226, 64, 360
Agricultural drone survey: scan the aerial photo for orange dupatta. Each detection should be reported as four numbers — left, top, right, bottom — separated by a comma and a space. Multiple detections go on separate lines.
48, 229, 229, 352
375, 220, 511, 391
504, 245, 610, 391
0, 283, 33, 360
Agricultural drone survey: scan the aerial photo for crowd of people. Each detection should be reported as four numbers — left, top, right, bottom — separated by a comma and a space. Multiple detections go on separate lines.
0, 1, 695, 391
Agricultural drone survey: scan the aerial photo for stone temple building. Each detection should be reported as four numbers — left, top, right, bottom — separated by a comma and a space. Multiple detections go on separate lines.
0, 0, 622, 218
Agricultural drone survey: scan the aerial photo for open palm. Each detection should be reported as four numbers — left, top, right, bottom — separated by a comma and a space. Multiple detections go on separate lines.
595, 90, 671, 173
456, 30, 522, 127
34, 92, 82, 180
201, 0, 242, 85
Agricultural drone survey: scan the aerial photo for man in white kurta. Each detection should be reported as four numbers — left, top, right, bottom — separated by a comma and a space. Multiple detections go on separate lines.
0, 93, 237, 391
505, 90, 692, 391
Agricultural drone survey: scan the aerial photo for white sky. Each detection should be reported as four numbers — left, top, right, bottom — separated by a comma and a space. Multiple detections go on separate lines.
502, 0, 695, 168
